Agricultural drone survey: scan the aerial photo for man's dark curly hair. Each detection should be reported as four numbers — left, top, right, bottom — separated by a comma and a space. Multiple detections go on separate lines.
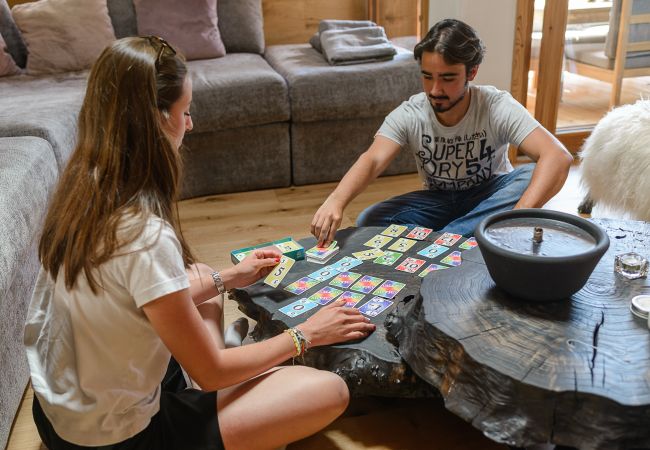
414, 19, 486, 75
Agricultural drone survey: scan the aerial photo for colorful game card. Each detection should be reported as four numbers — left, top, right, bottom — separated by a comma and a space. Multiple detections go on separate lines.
406, 226, 433, 240
352, 248, 385, 260
329, 271, 362, 289
264, 255, 296, 288
373, 250, 403, 266
396, 257, 426, 273
274, 240, 303, 253
308, 286, 343, 305
419, 263, 449, 277
440, 251, 462, 266
364, 234, 393, 249
350, 275, 384, 294
339, 291, 365, 307
284, 276, 320, 295
388, 238, 418, 252
417, 243, 449, 259
372, 280, 406, 299
380, 224, 408, 237
459, 237, 478, 249
278, 298, 318, 318
305, 241, 338, 259
307, 265, 341, 282
330, 256, 364, 272
358, 297, 394, 317
434, 232, 463, 247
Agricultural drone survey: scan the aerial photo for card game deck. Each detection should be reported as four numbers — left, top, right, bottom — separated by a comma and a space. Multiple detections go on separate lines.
358, 297, 394, 317
388, 238, 417, 252
417, 243, 449, 259
308, 286, 344, 305
434, 232, 462, 247
396, 257, 426, 273
373, 250, 403, 266
440, 251, 462, 266
459, 237, 478, 249
372, 280, 406, 299
339, 291, 365, 307
305, 241, 340, 264
264, 255, 296, 288
406, 226, 433, 240
380, 224, 407, 237
278, 298, 318, 318
363, 234, 393, 249
329, 271, 362, 289
419, 263, 449, 277
352, 248, 385, 260
350, 275, 384, 294
284, 276, 320, 295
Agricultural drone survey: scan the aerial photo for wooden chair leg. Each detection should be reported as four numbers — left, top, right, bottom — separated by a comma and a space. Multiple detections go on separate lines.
610, 72, 624, 108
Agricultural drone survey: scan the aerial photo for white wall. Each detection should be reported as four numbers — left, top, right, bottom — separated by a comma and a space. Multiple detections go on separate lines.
427, 0, 517, 91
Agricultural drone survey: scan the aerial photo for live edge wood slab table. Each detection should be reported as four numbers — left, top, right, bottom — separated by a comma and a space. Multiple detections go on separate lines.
387, 218, 650, 450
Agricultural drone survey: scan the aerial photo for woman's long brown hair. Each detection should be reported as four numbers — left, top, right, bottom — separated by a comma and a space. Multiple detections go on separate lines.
39, 37, 195, 293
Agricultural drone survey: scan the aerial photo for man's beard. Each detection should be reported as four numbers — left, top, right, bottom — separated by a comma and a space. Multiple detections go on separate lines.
429, 81, 469, 113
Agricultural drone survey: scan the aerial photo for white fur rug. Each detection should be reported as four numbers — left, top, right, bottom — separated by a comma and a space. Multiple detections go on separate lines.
580, 100, 650, 221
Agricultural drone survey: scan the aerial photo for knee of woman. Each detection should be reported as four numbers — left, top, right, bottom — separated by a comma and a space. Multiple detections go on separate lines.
318, 372, 350, 415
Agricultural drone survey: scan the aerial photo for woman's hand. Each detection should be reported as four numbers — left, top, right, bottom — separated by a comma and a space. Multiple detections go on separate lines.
296, 299, 376, 346
226, 247, 282, 289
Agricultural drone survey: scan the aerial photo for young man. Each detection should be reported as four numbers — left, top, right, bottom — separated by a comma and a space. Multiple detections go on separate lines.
311, 19, 573, 246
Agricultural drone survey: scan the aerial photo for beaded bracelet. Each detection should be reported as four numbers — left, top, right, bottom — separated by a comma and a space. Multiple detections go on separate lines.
284, 327, 311, 357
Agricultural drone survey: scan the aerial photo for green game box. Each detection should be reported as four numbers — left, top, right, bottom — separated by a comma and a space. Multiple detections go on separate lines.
230, 237, 305, 264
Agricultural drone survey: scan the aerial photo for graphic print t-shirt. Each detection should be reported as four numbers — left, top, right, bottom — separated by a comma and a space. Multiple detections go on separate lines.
377, 85, 540, 191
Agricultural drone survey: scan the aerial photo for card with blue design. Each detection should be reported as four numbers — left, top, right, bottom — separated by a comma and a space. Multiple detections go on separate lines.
350, 275, 384, 294
459, 237, 478, 249
278, 298, 318, 318
373, 250, 403, 266
308, 286, 343, 305
419, 263, 449, 277
307, 265, 341, 282
417, 243, 449, 259
372, 280, 406, 299
339, 291, 365, 307
358, 297, 394, 317
284, 276, 320, 295
440, 251, 462, 266
329, 271, 362, 289
330, 256, 364, 272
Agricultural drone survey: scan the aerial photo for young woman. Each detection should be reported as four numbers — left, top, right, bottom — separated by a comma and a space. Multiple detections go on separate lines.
24, 36, 375, 450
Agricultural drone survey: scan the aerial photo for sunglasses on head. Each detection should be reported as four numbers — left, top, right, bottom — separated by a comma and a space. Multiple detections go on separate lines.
145, 35, 177, 69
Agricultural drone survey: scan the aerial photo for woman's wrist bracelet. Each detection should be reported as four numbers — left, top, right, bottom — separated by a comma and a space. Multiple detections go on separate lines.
284, 327, 311, 357
210, 271, 226, 295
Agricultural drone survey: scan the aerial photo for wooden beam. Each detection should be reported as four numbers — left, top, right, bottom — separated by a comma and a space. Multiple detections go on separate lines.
417, 0, 429, 40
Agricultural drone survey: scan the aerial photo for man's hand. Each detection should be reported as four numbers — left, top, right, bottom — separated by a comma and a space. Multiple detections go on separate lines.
311, 197, 344, 247
229, 247, 282, 288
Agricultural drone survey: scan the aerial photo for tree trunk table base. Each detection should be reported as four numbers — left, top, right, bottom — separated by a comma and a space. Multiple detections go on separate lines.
387, 219, 650, 450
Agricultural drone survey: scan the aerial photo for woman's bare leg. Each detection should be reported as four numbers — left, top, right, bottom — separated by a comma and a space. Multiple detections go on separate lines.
217, 366, 349, 450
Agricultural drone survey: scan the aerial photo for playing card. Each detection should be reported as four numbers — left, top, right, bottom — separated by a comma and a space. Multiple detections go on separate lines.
330, 256, 364, 272
440, 251, 462, 266
307, 265, 341, 282
284, 276, 320, 295
417, 243, 449, 259
434, 232, 462, 246
278, 298, 318, 318
358, 297, 394, 317
380, 224, 408, 237
364, 234, 393, 249
373, 250, 403, 266
352, 248, 385, 260
419, 263, 449, 277
329, 271, 362, 289
372, 280, 406, 299
388, 238, 417, 252
305, 241, 338, 259
308, 286, 344, 305
339, 291, 365, 307
396, 257, 426, 273
263, 255, 295, 288
406, 226, 433, 240
350, 275, 384, 294
459, 237, 478, 249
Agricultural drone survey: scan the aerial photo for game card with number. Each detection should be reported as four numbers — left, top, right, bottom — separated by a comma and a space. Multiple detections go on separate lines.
406, 226, 433, 240
417, 243, 449, 259
308, 286, 343, 305
264, 255, 295, 288
419, 263, 449, 277
284, 276, 320, 295
364, 234, 393, 249
278, 298, 318, 318
434, 232, 462, 247
307, 265, 340, 282
372, 280, 406, 299
330, 256, 364, 272
329, 271, 362, 289
388, 238, 417, 252
350, 275, 384, 294
305, 241, 338, 259
339, 291, 365, 307
380, 224, 408, 237
440, 251, 462, 266
396, 257, 426, 273
459, 237, 478, 249
352, 248, 385, 260
358, 297, 394, 317
373, 250, 403, 266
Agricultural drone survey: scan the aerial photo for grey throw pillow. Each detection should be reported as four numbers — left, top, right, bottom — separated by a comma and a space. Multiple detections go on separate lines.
0, 0, 27, 67
107, 0, 137, 38
218, 0, 264, 54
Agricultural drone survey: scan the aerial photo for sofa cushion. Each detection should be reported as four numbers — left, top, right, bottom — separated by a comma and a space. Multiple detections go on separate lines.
218, 0, 264, 54
133, 0, 226, 61
265, 43, 421, 123
0, 71, 86, 169
187, 53, 289, 133
0, 32, 20, 76
0, 0, 27, 67
12, 0, 116, 74
107, 0, 137, 39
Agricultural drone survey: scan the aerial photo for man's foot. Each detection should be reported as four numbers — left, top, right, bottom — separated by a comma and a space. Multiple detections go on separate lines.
225, 317, 249, 348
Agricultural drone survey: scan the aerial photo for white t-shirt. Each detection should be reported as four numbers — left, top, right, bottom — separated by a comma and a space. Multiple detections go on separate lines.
377, 85, 540, 191
24, 216, 190, 446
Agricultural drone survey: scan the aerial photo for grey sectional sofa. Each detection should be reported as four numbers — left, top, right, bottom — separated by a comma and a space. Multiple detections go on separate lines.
0, 0, 421, 447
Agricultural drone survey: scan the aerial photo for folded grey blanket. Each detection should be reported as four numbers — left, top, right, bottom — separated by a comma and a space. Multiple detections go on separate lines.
310, 20, 396, 65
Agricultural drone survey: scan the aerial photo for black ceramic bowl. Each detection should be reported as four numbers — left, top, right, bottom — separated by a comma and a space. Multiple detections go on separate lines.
474, 209, 610, 302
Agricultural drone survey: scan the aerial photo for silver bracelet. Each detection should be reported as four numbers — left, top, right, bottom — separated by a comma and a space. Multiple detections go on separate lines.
210, 271, 226, 295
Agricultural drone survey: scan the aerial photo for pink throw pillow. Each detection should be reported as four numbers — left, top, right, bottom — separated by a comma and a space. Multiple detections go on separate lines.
133, 0, 226, 61
0, 32, 20, 76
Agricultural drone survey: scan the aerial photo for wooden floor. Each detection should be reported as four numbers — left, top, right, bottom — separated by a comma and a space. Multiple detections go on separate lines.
8, 163, 616, 450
